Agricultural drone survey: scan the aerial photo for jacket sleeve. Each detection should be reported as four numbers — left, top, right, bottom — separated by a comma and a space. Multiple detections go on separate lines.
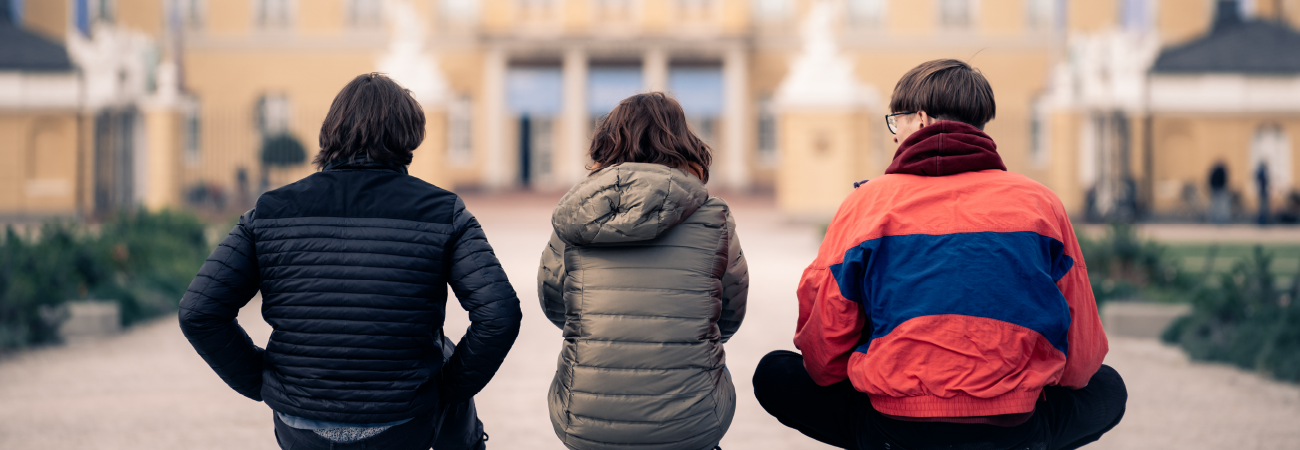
792, 195, 870, 387
719, 210, 748, 343
441, 198, 524, 403
537, 231, 567, 329
1055, 214, 1109, 389
178, 210, 265, 401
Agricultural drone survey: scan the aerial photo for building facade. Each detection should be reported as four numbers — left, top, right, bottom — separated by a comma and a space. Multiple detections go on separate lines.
3, 0, 1299, 220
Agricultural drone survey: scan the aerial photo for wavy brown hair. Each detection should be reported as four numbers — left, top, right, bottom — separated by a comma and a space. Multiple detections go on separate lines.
588, 92, 712, 183
314, 73, 425, 169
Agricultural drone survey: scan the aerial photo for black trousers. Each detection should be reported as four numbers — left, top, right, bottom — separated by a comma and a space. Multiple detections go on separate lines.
753, 350, 1127, 450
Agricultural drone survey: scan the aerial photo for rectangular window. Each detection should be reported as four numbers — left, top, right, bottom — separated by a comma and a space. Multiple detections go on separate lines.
254, 0, 294, 30
1025, 0, 1056, 30
515, 0, 558, 22
753, 0, 791, 24
674, 0, 717, 23
256, 94, 291, 135
937, 0, 975, 29
506, 65, 563, 116
347, 0, 383, 29
757, 96, 778, 167
1030, 96, 1051, 168
176, 0, 206, 29
6, 0, 22, 26
1119, 0, 1153, 32
447, 95, 474, 166
669, 64, 723, 144
75, 0, 90, 35
846, 0, 886, 29
95, 0, 115, 23
594, 0, 637, 22
588, 65, 643, 118
183, 99, 202, 166
1238, 0, 1257, 18
441, 0, 479, 23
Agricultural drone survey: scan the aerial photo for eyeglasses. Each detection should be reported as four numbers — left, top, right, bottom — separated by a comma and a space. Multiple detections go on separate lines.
885, 111, 915, 135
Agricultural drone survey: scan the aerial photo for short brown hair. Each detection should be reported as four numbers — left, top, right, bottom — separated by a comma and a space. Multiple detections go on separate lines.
314, 73, 425, 169
588, 92, 713, 183
888, 59, 996, 129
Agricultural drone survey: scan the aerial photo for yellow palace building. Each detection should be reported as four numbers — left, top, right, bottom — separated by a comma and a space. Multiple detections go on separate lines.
2, 0, 1299, 221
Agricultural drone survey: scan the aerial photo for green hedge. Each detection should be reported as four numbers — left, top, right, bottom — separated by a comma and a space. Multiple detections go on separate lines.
0, 210, 209, 350
1080, 224, 1299, 383
1163, 247, 1300, 382
1077, 223, 1197, 305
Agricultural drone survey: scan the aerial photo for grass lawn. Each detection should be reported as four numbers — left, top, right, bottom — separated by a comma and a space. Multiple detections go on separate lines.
1163, 243, 1300, 287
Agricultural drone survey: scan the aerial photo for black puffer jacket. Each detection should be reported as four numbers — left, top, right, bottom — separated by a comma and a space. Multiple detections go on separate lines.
179, 161, 522, 424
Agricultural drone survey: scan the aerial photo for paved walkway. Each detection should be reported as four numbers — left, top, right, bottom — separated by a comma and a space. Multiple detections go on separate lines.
1078, 223, 1300, 243
1, 194, 1298, 449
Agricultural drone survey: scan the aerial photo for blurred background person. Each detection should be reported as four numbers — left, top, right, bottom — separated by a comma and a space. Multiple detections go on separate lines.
1209, 161, 1231, 224
1257, 161, 1271, 225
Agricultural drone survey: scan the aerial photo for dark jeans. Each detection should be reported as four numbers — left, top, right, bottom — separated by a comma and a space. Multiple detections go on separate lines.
753, 350, 1126, 450
273, 399, 486, 450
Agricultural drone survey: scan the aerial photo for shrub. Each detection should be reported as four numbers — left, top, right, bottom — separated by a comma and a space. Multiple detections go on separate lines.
1077, 223, 1195, 304
0, 210, 209, 350
1163, 246, 1300, 382
261, 133, 307, 167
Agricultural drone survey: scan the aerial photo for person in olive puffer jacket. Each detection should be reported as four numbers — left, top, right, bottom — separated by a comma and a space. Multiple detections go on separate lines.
538, 92, 750, 450
179, 73, 521, 450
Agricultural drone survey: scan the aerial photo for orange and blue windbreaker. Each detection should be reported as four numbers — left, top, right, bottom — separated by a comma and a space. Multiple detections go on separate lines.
795, 127, 1107, 418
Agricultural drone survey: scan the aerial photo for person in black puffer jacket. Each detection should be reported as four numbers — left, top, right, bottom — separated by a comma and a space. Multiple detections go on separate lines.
179, 73, 522, 450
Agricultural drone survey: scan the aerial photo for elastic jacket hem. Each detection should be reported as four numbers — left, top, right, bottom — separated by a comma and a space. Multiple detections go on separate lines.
867, 389, 1040, 418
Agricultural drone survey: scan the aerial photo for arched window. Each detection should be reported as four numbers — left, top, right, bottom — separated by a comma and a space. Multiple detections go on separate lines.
1250, 124, 1292, 199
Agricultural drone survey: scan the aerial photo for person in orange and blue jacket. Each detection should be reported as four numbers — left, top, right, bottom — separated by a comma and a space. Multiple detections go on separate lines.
753, 59, 1127, 450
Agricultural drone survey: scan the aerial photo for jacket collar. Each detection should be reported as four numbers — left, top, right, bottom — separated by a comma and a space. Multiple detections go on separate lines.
321, 158, 408, 174
885, 121, 1006, 177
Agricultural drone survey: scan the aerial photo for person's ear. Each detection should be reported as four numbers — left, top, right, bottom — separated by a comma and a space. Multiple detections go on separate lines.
917, 111, 933, 127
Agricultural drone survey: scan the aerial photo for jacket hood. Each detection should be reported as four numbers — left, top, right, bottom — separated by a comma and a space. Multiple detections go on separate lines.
885, 120, 1006, 176
552, 163, 709, 246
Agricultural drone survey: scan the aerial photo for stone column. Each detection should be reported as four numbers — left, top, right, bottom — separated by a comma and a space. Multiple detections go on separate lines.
643, 47, 668, 92
562, 47, 589, 184
141, 107, 180, 210
722, 45, 750, 191
140, 61, 182, 211
409, 108, 447, 186
482, 47, 508, 189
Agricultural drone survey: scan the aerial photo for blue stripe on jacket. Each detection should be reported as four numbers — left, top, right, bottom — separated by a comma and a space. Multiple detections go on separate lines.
829, 231, 1075, 355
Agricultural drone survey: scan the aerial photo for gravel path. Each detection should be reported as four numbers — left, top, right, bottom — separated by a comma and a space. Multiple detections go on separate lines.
1, 193, 1298, 449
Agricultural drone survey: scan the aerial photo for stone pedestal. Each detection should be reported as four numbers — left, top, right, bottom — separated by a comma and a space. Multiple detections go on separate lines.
777, 110, 873, 219
57, 300, 121, 340
772, 0, 879, 220
1101, 301, 1192, 339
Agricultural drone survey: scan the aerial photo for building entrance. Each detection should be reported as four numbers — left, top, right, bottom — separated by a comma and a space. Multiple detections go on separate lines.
507, 65, 562, 188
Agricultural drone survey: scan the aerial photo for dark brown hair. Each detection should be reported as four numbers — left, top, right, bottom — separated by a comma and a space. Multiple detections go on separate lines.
314, 73, 425, 169
888, 59, 996, 129
588, 92, 712, 183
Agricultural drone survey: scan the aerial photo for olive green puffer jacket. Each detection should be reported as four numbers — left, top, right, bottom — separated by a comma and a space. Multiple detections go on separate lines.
538, 163, 749, 450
